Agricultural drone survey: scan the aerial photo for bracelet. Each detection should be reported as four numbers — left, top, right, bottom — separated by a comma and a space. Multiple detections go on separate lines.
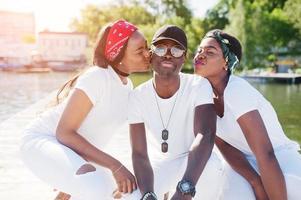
112, 164, 123, 174
141, 191, 157, 200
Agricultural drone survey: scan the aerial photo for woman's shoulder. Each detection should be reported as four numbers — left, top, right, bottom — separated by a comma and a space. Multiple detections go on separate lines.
180, 73, 211, 89
83, 65, 107, 75
78, 66, 109, 81
225, 75, 259, 101
76, 66, 109, 90
227, 75, 255, 93
224, 75, 262, 119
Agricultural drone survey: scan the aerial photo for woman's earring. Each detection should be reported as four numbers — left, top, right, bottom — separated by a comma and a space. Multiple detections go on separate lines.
224, 62, 228, 71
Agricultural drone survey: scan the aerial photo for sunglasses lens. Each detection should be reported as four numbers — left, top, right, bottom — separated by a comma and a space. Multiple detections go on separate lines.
161, 142, 168, 153
153, 45, 167, 57
171, 46, 185, 57
152, 45, 185, 58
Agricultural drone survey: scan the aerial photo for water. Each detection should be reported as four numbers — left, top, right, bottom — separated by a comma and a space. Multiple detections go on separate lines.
0, 71, 75, 122
249, 80, 301, 144
0, 72, 300, 144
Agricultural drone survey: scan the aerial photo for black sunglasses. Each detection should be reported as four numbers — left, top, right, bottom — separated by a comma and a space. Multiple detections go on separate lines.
151, 44, 186, 58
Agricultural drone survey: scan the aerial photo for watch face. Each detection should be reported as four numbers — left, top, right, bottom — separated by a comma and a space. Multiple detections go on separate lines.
181, 182, 190, 191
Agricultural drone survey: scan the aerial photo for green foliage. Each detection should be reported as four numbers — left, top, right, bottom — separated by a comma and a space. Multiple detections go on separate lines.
295, 68, 301, 74
284, 0, 301, 35
224, 0, 300, 69
161, 0, 192, 24
69, 4, 156, 42
70, 0, 301, 69
203, 0, 232, 32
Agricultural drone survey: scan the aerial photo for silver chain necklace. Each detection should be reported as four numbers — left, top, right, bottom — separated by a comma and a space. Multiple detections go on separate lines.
152, 80, 180, 153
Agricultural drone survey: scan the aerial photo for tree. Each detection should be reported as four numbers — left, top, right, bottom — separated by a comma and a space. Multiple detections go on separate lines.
224, 0, 299, 68
70, 0, 300, 69
70, 4, 156, 42
161, 0, 192, 24
202, 0, 236, 33
284, 0, 301, 35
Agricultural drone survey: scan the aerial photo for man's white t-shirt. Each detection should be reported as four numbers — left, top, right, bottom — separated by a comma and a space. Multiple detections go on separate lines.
217, 75, 299, 156
25, 66, 133, 149
128, 73, 213, 160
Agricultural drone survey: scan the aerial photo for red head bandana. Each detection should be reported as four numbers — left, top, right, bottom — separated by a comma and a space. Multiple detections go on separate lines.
104, 20, 138, 62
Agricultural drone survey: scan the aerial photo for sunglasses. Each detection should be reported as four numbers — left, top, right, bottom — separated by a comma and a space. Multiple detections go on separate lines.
161, 129, 169, 153
151, 44, 186, 58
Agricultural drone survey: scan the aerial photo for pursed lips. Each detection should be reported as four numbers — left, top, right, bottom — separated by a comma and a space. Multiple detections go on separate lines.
194, 58, 206, 69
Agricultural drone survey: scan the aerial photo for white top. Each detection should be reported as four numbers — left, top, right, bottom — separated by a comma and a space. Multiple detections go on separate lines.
128, 73, 213, 160
217, 75, 299, 156
25, 66, 133, 149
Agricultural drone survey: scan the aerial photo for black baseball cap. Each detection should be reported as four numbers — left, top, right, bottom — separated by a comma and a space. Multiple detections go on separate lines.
151, 25, 187, 50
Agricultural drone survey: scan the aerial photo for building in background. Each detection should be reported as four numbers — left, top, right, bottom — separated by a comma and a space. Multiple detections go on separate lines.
38, 31, 87, 71
0, 10, 36, 68
0, 10, 88, 71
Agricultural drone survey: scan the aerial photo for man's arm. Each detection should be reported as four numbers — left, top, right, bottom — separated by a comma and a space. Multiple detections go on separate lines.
215, 137, 269, 200
171, 104, 216, 200
181, 104, 216, 184
130, 123, 156, 198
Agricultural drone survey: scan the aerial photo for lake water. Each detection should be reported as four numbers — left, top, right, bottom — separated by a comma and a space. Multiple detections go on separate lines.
0, 71, 75, 122
0, 71, 300, 144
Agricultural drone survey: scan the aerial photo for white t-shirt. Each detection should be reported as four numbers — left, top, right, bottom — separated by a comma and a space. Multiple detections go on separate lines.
25, 66, 133, 149
128, 73, 213, 160
217, 75, 298, 156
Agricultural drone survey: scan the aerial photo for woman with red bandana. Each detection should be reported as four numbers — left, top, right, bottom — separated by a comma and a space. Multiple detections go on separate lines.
20, 19, 150, 200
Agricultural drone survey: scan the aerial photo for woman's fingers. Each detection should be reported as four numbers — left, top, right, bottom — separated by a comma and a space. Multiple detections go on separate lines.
127, 179, 132, 193
122, 180, 127, 193
115, 169, 137, 194
132, 181, 137, 191
131, 176, 137, 191
112, 189, 122, 199
117, 181, 123, 193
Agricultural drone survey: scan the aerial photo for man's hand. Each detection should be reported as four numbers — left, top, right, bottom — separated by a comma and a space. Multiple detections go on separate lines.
170, 191, 192, 200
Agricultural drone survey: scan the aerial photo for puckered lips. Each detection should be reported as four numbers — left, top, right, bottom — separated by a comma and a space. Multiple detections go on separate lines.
194, 58, 206, 69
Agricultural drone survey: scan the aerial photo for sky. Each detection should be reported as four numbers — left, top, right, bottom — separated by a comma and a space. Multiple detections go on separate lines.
0, 0, 219, 32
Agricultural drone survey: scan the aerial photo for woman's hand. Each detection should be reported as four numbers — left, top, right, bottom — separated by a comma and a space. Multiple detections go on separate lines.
112, 165, 137, 194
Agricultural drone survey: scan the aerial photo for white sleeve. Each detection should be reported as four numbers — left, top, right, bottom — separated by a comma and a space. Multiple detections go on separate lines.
225, 83, 258, 120
127, 90, 144, 124
194, 78, 214, 106
74, 69, 105, 105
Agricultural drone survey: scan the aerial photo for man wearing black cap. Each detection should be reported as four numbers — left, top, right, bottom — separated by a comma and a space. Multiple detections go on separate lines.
124, 25, 224, 200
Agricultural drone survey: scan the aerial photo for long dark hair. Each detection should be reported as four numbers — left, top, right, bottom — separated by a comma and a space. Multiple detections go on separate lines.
55, 23, 128, 105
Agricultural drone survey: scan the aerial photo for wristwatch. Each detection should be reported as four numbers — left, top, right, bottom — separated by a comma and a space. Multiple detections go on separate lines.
141, 191, 157, 200
176, 179, 196, 197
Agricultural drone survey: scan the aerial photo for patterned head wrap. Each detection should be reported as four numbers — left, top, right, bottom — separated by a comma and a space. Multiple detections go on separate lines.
104, 20, 138, 62
204, 30, 239, 71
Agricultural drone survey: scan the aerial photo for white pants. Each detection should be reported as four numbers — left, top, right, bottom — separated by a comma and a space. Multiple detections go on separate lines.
219, 145, 301, 200
123, 150, 225, 200
20, 134, 117, 200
